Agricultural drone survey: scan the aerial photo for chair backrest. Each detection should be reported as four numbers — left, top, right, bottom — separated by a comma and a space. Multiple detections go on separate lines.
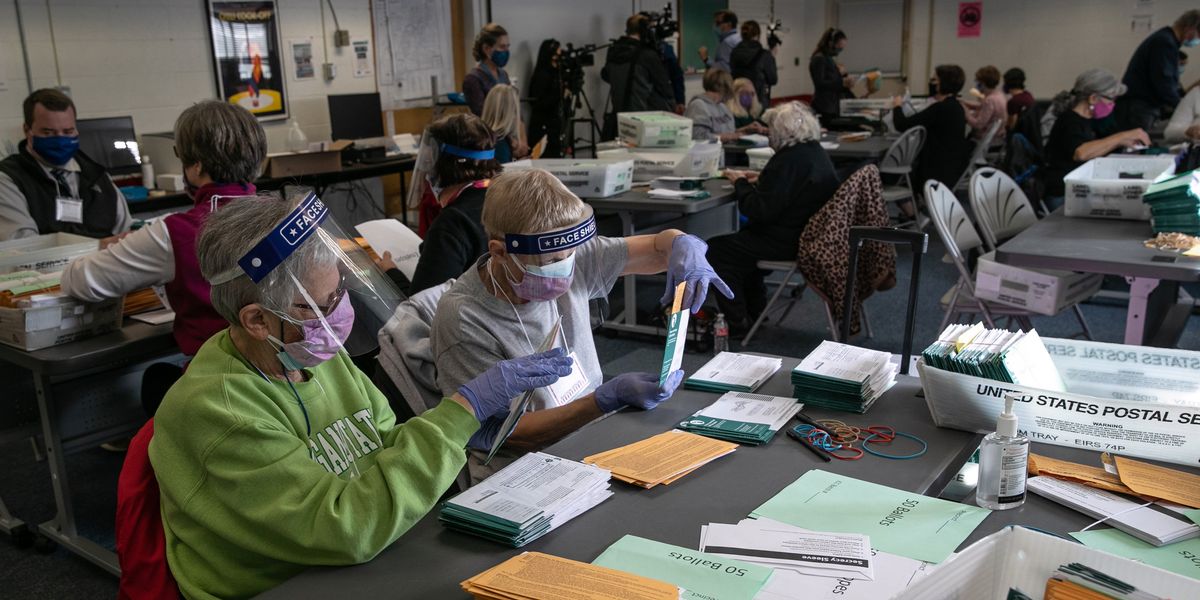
116, 419, 180, 600
879, 126, 926, 174
924, 179, 983, 289
969, 167, 1038, 250
377, 280, 454, 419
971, 119, 1002, 165
798, 164, 897, 331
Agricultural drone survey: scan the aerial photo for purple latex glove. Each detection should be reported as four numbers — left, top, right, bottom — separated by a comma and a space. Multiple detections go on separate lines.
458, 348, 574, 421
594, 370, 684, 413
660, 234, 734, 313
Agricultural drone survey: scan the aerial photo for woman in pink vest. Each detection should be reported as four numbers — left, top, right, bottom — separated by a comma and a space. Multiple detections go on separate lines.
62, 100, 266, 365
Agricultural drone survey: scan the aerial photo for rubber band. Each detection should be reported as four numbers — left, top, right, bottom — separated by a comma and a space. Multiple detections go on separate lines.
862, 431, 928, 460
826, 445, 864, 460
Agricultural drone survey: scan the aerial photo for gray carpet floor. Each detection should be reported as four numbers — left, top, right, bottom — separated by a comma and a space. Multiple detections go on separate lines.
1, 236, 1197, 598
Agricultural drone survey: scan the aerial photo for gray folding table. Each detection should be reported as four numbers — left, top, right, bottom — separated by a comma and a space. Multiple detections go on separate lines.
995, 210, 1200, 346
260, 358, 982, 598
724, 134, 895, 164
586, 180, 739, 337
0, 321, 179, 575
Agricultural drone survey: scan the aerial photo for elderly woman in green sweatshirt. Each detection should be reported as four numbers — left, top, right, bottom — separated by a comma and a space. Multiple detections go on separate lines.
148, 193, 571, 599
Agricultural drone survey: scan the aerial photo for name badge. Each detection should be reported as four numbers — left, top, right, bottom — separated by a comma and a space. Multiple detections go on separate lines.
547, 351, 590, 408
56, 197, 83, 224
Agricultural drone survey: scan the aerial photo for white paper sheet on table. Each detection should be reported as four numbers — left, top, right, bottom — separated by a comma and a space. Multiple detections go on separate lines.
701, 521, 874, 580
356, 219, 423, 279
727, 518, 935, 600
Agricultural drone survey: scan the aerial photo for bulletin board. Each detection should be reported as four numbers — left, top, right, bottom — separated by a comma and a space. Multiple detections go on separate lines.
680, 0, 728, 72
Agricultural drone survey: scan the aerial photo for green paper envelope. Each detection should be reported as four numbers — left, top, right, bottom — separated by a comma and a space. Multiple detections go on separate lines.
1071, 528, 1200, 581
750, 470, 990, 563
592, 535, 771, 600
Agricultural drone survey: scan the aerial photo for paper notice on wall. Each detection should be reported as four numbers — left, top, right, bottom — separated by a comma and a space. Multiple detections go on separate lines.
957, 2, 982, 38
290, 39, 315, 80
353, 40, 372, 78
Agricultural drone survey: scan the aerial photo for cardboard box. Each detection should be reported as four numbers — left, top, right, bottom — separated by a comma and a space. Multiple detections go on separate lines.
504, 159, 635, 198
917, 337, 1200, 468
894, 527, 1200, 599
265, 140, 351, 178
0, 232, 97, 274
0, 296, 122, 351
747, 147, 775, 171
1064, 156, 1175, 220
597, 142, 722, 181
974, 250, 1102, 316
617, 112, 692, 148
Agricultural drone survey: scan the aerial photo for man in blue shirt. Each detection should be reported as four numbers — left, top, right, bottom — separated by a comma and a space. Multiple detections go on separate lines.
1116, 10, 1200, 131
698, 10, 740, 73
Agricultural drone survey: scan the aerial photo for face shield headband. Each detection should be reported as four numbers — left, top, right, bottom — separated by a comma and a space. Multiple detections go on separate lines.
503, 207, 597, 256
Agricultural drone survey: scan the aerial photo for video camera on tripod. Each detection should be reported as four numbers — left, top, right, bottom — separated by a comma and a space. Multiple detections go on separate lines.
641, 3, 678, 46
560, 43, 604, 95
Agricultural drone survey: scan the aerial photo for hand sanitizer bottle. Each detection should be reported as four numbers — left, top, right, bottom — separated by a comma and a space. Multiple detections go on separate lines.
976, 394, 1029, 510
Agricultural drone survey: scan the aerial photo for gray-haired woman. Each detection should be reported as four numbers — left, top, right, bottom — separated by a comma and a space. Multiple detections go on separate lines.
709, 101, 840, 332
1043, 68, 1150, 209
149, 193, 571, 598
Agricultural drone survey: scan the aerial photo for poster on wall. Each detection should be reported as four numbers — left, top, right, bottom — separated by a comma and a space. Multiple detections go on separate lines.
957, 2, 982, 38
290, 39, 315, 80
353, 40, 372, 78
207, 1, 289, 120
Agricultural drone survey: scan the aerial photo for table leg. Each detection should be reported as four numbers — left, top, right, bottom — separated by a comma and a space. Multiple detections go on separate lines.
33, 373, 121, 576
0, 493, 28, 540
1124, 277, 1187, 347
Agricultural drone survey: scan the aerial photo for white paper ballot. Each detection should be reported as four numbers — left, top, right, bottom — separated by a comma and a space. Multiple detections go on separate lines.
795, 341, 897, 401
446, 452, 612, 530
702, 522, 873, 581
546, 351, 589, 408
692, 393, 799, 429
1027, 477, 1200, 546
730, 518, 933, 600
356, 219, 423, 279
688, 352, 783, 391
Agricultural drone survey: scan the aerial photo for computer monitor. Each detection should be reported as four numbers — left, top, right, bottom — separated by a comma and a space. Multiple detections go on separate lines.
76, 116, 141, 176
328, 93, 385, 141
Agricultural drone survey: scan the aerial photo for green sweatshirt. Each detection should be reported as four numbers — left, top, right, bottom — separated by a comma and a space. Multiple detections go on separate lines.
148, 329, 478, 599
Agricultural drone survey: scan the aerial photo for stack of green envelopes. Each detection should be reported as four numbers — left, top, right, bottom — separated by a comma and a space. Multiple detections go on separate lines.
685, 352, 783, 393
439, 452, 612, 547
790, 341, 897, 413
922, 323, 1065, 390
678, 391, 801, 445
1143, 170, 1200, 235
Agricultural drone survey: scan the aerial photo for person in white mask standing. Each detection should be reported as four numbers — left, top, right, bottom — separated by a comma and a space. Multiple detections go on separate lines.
431, 168, 732, 483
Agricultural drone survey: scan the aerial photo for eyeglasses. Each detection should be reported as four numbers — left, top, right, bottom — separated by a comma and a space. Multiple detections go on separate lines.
292, 271, 348, 317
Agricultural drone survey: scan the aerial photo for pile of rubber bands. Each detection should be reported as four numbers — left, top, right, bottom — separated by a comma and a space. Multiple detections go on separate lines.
791, 418, 928, 460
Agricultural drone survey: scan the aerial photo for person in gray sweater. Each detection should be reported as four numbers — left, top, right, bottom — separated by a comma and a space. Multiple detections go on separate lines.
684, 69, 766, 142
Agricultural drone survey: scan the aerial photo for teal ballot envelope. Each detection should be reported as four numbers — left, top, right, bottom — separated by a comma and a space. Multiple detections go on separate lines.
751, 470, 990, 564
593, 535, 772, 600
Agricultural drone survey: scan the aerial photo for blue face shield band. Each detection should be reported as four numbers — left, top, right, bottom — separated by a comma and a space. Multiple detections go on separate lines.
503, 212, 597, 256
441, 143, 496, 161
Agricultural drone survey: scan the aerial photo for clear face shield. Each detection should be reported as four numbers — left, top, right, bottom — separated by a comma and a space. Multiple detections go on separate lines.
209, 190, 403, 370
492, 205, 597, 304
406, 131, 497, 206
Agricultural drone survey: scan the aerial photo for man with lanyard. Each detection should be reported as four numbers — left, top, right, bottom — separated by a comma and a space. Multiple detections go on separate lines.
431, 169, 733, 483
0, 88, 130, 240
698, 9, 741, 73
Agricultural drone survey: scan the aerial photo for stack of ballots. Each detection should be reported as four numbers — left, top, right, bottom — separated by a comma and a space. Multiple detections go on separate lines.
677, 391, 801, 445
922, 322, 1065, 390
1142, 170, 1200, 235
790, 341, 898, 413
685, 352, 783, 393
439, 452, 611, 547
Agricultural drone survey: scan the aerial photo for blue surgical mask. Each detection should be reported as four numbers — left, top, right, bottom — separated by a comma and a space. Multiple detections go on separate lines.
31, 135, 79, 166
1180, 66, 1188, 78
1185, 37, 1200, 48
491, 50, 510, 68
425, 173, 443, 201
523, 252, 576, 279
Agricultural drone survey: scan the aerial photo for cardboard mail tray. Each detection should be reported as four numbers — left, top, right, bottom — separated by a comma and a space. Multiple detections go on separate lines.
975, 250, 1103, 316
1063, 155, 1175, 220
504, 159, 635, 198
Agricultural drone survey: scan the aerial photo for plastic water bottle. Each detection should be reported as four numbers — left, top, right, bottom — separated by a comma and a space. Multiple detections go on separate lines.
140, 156, 155, 189
712, 313, 729, 355
287, 121, 309, 153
